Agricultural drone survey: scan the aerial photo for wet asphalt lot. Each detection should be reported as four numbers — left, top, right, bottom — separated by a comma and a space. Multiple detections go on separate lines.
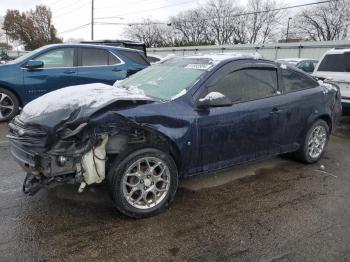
0, 119, 350, 262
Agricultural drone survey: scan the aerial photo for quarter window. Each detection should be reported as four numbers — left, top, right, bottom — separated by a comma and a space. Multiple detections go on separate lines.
282, 68, 318, 93
207, 68, 278, 103
35, 48, 74, 68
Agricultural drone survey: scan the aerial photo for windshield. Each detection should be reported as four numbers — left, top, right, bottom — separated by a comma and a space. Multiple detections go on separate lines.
114, 58, 211, 100
7, 46, 47, 64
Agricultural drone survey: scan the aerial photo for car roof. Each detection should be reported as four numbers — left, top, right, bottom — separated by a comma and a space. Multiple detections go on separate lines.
43, 43, 143, 53
323, 48, 350, 55
278, 58, 317, 62
179, 52, 263, 64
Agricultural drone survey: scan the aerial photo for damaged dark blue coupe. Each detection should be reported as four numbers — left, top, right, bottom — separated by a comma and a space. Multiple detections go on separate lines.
8, 54, 342, 218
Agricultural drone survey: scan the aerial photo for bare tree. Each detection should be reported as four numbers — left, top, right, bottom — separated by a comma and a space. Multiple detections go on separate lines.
0, 16, 4, 41
293, 0, 350, 41
204, 0, 243, 45
170, 8, 210, 45
245, 0, 285, 44
123, 19, 178, 47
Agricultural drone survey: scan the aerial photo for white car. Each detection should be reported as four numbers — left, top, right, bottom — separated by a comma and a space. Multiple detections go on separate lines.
313, 49, 350, 113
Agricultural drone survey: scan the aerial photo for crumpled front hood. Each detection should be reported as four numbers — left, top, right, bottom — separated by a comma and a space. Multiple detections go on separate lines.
19, 83, 154, 129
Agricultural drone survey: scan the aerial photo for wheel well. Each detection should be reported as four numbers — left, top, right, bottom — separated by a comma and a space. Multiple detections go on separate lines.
0, 85, 23, 107
318, 114, 332, 132
106, 127, 182, 173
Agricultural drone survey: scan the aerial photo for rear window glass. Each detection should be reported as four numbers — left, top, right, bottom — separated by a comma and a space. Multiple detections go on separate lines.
120, 51, 149, 65
318, 54, 350, 72
282, 68, 318, 92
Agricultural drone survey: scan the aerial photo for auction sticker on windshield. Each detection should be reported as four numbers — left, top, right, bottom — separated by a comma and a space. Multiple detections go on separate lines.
185, 64, 213, 70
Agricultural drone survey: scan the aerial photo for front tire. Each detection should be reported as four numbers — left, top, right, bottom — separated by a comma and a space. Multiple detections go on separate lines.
295, 119, 329, 163
108, 148, 178, 218
0, 88, 19, 122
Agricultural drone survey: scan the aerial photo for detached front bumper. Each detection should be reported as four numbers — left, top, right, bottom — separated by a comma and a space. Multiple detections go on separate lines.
10, 142, 76, 177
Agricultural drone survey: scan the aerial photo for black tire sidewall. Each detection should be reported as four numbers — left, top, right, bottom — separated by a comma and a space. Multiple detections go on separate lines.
302, 120, 329, 163
109, 148, 178, 218
0, 87, 19, 122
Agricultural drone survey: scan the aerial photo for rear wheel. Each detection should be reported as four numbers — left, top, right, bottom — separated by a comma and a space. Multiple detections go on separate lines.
108, 148, 178, 218
295, 119, 329, 163
0, 88, 19, 122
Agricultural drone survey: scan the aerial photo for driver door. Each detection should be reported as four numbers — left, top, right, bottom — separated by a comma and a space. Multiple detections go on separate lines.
23, 47, 78, 100
194, 62, 286, 173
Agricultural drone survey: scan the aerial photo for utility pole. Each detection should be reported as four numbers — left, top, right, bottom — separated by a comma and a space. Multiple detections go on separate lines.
91, 0, 94, 40
286, 17, 292, 42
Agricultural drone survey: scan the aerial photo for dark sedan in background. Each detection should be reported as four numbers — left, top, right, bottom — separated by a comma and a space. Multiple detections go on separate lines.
278, 58, 318, 73
8, 54, 341, 218
0, 43, 149, 121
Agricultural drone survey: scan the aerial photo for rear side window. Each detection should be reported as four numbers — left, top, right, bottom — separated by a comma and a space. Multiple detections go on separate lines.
120, 50, 149, 65
207, 68, 278, 103
282, 68, 318, 92
318, 54, 350, 72
81, 48, 121, 66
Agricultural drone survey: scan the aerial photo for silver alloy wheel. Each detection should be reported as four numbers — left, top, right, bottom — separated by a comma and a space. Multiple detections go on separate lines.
0, 92, 15, 120
122, 156, 171, 209
308, 125, 327, 159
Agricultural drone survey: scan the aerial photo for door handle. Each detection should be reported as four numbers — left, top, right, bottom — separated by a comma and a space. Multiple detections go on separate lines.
270, 108, 283, 115
112, 68, 122, 72
64, 70, 75, 74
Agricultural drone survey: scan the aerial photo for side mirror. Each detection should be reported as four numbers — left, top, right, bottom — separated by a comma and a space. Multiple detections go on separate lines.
24, 60, 44, 70
196, 92, 232, 109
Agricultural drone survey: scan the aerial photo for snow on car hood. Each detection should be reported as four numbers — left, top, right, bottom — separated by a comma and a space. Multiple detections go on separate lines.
19, 83, 154, 128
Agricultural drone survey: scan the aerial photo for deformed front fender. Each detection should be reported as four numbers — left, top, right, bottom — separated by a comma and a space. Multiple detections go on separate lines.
88, 106, 195, 175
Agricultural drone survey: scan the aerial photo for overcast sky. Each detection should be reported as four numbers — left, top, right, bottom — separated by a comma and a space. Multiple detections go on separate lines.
0, 0, 308, 42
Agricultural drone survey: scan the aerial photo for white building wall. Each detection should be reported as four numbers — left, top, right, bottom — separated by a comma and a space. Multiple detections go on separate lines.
147, 40, 350, 61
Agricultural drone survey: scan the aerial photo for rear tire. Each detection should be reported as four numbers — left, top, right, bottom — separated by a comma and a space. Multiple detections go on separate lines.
294, 119, 329, 163
0, 87, 19, 122
108, 148, 178, 218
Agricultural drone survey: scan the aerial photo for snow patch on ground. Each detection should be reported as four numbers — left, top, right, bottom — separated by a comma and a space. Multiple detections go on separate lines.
22, 83, 150, 117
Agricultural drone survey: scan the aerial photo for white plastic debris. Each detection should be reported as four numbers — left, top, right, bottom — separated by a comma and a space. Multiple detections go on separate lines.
81, 135, 109, 185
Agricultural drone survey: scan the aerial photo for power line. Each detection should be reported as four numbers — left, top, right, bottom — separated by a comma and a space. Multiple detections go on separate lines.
95, 0, 198, 19
95, 0, 158, 10
54, 1, 91, 18
95, 0, 334, 21
53, 0, 90, 13
58, 0, 335, 35
58, 23, 91, 34
49, 0, 65, 6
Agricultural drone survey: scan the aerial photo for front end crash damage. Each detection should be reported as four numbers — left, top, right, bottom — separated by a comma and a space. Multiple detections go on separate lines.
8, 83, 162, 195
9, 109, 167, 195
